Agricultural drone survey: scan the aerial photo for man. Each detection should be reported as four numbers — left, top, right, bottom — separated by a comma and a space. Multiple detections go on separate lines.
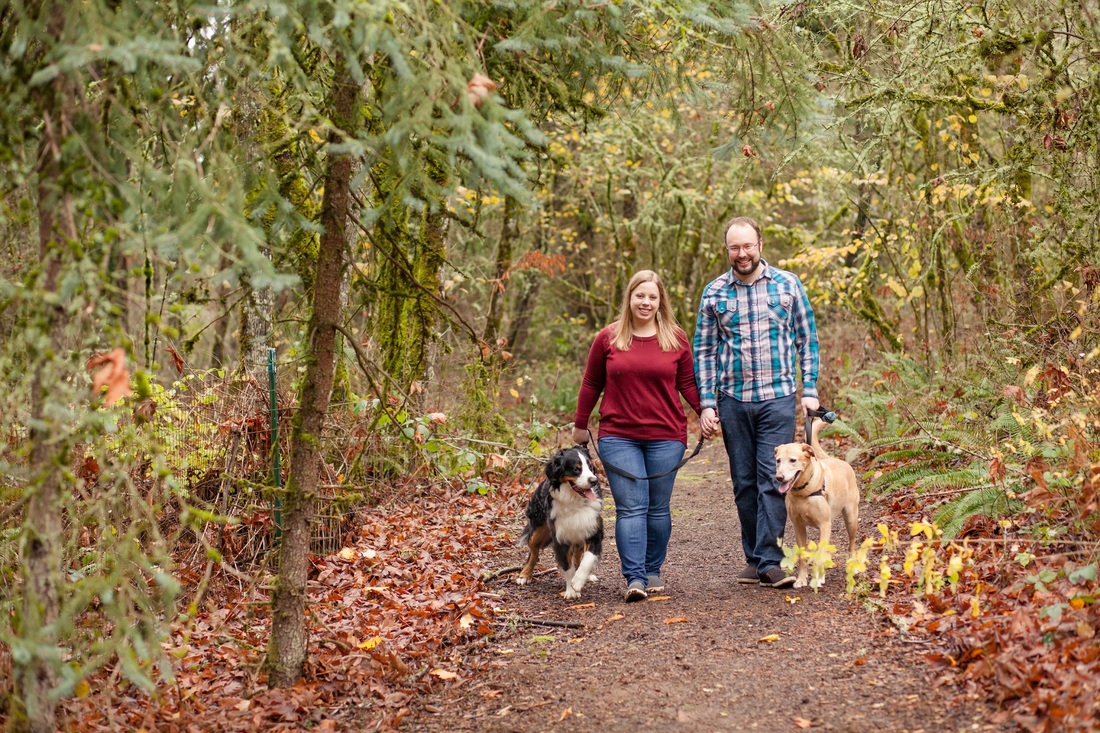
693, 216, 820, 588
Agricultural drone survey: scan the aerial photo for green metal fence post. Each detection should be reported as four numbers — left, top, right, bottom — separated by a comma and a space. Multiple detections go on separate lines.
268, 347, 282, 539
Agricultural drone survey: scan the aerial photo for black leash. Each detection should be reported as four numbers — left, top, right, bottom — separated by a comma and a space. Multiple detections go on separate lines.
803, 406, 837, 444
583, 429, 705, 482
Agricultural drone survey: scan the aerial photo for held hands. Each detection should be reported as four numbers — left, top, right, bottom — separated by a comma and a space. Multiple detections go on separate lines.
571, 427, 590, 445
699, 408, 719, 438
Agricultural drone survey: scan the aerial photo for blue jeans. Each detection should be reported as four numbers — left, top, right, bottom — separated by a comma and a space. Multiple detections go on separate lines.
717, 392, 796, 574
597, 437, 686, 585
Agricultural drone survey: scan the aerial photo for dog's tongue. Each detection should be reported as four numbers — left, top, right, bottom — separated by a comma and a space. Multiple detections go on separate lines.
574, 485, 598, 501
776, 472, 799, 495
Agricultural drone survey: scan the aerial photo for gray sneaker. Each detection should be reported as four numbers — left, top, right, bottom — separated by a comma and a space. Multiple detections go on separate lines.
645, 574, 665, 593
624, 580, 647, 602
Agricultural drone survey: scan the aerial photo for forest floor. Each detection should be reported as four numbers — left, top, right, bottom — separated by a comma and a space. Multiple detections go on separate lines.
400, 440, 1017, 733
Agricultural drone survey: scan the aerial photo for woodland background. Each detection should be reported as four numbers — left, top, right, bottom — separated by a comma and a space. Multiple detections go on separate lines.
1, 0, 1099, 731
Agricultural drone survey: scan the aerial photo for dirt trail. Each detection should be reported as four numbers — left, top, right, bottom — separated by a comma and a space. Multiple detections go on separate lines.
403, 442, 1014, 732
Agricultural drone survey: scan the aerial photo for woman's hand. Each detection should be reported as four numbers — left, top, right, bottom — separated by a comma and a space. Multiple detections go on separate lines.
571, 427, 590, 445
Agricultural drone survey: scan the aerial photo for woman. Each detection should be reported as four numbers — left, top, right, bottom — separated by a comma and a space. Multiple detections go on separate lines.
572, 270, 704, 602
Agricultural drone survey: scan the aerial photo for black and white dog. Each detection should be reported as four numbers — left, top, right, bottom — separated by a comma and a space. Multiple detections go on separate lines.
515, 445, 603, 600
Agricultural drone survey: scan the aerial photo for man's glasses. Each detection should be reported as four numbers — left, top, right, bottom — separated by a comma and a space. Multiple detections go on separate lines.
726, 241, 760, 255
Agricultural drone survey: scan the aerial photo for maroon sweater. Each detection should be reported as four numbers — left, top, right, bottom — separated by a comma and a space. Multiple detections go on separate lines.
574, 327, 703, 445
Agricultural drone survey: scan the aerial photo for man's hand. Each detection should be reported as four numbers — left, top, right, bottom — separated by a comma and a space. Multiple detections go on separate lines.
572, 427, 590, 445
801, 396, 820, 416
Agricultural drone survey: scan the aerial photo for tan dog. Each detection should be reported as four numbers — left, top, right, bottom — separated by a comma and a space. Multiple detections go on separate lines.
774, 418, 859, 588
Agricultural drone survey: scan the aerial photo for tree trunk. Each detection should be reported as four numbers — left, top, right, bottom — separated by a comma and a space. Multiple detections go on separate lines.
265, 56, 356, 688
484, 195, 519, 345
14, 4, 72, 725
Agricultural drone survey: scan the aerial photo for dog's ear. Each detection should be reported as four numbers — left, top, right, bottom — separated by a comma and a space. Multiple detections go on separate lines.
545, 452, 566, 481
802, 444, 815, 459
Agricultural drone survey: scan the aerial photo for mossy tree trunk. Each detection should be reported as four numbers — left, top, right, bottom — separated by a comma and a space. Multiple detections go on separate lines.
266, 55, 356, 688
14, 4, 72, 729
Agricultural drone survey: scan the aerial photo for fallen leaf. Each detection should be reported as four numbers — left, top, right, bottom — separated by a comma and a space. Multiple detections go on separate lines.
86, 347, 132, 406
785, 595, 801, 604
560, 706, 572, 721
429, 668, 458, 680
338, 547, 357, 561
459, 613, 474, 630
606, 613, 624, 621
758, 633, 780, 643
646, 595, 671, 601
495, 706, 512, 717
235, 699, 251, 711
664, 617, 688, 624
567, 603, 595, 610
568, 637, 585, 643
794, 716, 813, 728
467, 73, 497, 107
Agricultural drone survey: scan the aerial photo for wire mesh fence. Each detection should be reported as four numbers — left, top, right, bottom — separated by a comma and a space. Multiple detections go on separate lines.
153, 356, 368, 569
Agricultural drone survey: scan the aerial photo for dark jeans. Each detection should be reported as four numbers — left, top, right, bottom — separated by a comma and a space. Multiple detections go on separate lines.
717, 392, 796, 574
597, 437, 685, 585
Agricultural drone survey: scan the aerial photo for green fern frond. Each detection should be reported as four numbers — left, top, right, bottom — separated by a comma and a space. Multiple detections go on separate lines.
914, 466, 989, 492
867, 462, 946, 495
936, 428, 989, 453
871, 449, 954, 467
819, 420, 862, 445
934, 486, 1019, 539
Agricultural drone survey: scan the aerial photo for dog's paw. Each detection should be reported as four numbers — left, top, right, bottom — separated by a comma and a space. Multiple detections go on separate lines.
793, 578, 808, 589
588, 574, 599, 583
563, 587, 581, 600
515, 576, 531, 586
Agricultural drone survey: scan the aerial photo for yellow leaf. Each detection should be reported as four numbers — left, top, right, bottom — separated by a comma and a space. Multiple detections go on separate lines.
509, 388, 520, 398
74, 680, 91, 698
784, 595, 801, 604
358, 636, 383, 650
309, 129, 324, 143
606, 613, 624, 621
459, 613, 474, 630
430, 668, 458, 680
664, 617, 688, 624
338, 547, 357, 561
758, 634, 780, 643
646, 595, 671, 601
560, 707, 573, 721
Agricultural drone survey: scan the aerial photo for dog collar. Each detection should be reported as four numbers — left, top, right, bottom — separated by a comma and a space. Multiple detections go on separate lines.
793, 462, 825, 498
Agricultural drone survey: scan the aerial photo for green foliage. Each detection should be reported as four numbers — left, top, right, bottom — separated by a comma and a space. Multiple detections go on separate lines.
934, 486, 1018, 539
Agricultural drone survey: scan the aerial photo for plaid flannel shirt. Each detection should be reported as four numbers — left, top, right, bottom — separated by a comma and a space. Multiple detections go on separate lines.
693, 262, 820, 409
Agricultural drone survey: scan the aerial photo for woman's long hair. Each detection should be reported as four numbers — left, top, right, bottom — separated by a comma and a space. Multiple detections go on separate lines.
610, 270, 684, 352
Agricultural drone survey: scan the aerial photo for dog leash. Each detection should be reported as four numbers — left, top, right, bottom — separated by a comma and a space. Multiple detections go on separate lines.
583, 429, 705, 482
803, 406, 837, 444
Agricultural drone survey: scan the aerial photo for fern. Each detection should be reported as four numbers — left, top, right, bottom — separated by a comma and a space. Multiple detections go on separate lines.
867, 461, 947, 495
870, 449, 954, 467
934, 486, 1020, 539
913, 466, 989, 493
